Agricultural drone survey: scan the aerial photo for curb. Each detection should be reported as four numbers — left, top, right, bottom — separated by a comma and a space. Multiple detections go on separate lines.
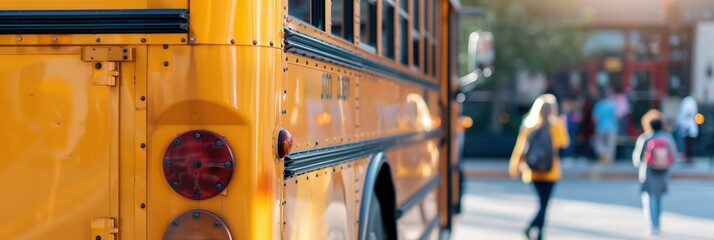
463, 170, 714, 180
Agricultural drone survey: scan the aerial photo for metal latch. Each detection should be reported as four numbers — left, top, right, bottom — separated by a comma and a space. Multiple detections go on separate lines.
91, 218, 118, 240
91, 61, 119, 86
82, 46, 134, 87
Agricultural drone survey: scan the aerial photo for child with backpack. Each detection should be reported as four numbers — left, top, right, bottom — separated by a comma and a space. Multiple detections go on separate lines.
509, 94, 570, 240
632, 109, 680, 236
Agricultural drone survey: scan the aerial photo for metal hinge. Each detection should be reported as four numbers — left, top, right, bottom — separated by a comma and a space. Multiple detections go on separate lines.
91, 218, 118, 240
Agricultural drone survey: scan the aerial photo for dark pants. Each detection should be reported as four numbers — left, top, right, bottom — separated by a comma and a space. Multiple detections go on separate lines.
684, 136, 694, 162
528, 181, 555, 240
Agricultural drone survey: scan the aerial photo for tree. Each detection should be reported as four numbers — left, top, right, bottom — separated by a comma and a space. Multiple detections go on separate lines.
459, 0, 586, 133
460, 0, 585, 80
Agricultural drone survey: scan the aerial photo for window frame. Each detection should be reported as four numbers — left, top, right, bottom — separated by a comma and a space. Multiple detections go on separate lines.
359, 0, 379, 53
330, 0, 355, 42
380, 0, 396, 59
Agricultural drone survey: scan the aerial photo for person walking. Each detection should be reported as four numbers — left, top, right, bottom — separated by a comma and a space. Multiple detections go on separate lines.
592, 89, 618, 164
632, 109, 679, 236
509, 94, 570, 240
676, 96, 699, 163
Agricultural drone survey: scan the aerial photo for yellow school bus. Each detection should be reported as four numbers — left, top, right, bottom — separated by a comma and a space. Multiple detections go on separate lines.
0, 0, 466, 239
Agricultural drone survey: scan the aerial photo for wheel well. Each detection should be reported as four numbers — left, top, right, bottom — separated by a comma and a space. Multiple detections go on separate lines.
374, 163, 398, 239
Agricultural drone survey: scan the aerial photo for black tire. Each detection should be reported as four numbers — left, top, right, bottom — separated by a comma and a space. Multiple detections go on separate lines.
366, 194, 388, 240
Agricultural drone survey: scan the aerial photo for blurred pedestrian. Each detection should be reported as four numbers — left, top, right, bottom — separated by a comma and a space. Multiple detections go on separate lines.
561, 96, 582, 165
509, 94, 570, 240
632, 109, 679, 236
612, 91, 630, 136
676, 96, 699, 163
592, 89, 618, 164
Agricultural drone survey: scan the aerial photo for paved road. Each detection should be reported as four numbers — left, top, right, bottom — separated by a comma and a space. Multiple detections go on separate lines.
452, 178, 714, 240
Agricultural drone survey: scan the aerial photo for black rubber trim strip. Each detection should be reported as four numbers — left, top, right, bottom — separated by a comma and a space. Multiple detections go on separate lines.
0, 9, 188, 34
284, 130, 442, 178
284, 27, 440, 91
419, 214, 441, 240
396, 176, 441, 219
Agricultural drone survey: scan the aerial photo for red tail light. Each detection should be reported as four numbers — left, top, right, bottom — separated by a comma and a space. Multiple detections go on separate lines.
163, 130, 235, 200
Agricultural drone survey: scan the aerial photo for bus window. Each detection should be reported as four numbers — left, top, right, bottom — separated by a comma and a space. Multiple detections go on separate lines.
399, 1, 408, 65
331, 0, 354, 41
424, 0, 430, 75
289, 0, 325, 30
431, 0, 439, 77
360, 0, 377, 51
382, 0, 396, 59
412, 0, 421, 70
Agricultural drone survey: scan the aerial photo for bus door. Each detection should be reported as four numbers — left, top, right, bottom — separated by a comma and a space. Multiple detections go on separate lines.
0, 46, 127, 239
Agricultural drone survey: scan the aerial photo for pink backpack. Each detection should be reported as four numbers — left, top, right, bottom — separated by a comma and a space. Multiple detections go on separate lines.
644, 136, 674, 170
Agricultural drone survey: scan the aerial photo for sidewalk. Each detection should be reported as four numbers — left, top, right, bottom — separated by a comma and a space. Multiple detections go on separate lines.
462, 157, 714, 180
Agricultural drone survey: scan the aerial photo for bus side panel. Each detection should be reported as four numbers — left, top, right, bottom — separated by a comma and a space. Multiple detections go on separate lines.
282, 54, 357, 150
282, 159, 363, 240
386, 139, 440, 238
146, 45, 281, 240
0, 47, 119, 239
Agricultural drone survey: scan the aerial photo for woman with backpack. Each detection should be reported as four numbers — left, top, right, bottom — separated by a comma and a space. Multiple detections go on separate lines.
509, 94, 570, 240
632, 109, 680, 236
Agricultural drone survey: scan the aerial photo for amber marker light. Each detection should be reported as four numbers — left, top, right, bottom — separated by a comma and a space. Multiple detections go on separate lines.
277, 129, 294, 159
696, 113, 705, 125
462, 116, 474, 129
163, 130, 235, 200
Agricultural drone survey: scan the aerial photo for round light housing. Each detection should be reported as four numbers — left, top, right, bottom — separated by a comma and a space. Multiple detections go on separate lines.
163, 130, 235, 200
277, 129, 293, 159
163, 209, 233, 240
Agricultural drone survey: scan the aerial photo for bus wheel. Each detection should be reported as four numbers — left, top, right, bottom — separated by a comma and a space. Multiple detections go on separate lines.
367, 194, 388, 240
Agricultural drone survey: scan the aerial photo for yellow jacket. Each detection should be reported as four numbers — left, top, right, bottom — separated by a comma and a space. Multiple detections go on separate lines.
508, 118, 570, 183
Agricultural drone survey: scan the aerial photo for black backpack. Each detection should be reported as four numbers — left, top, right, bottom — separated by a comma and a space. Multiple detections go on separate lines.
525, 125, 553, 172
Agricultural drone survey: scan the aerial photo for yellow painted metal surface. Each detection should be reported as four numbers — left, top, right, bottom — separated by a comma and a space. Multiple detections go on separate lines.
283, 159, 364, 240
146, 44, 282, 240
0, 47, 120, 239
0, 0, 459, 238
0, 0, 185, 9
0, 34, 187, 46
189, 0, 282, 46
388, 140, 441, 205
